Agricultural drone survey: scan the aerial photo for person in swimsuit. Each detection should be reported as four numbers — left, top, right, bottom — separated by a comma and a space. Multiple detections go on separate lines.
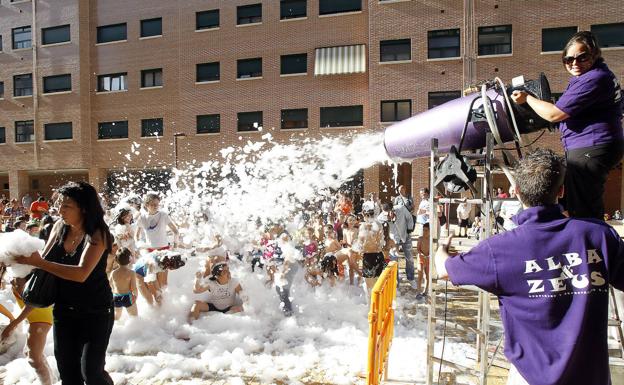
110, 248, 138, 320
358, 210, 386, 293
0, 264, 53, 385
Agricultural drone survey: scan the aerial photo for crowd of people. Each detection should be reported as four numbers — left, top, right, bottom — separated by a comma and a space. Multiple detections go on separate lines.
0, 181, 434, 383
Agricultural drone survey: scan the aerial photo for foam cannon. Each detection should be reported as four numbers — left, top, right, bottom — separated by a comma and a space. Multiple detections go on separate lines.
383, 74, 554, 192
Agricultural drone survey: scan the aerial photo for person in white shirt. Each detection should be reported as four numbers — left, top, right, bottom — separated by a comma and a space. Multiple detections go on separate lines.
416, 188, 431, 224
135, 193, 179, 288
189, 262, 243, 321
499, 186, 522, 231
456, 200, 472, 237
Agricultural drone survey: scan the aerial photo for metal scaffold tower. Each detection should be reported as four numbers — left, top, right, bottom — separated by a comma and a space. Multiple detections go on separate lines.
425, 134, 504, 385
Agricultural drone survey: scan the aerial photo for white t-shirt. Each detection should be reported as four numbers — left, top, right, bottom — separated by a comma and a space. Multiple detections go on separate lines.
416, 199, 430, 223
113, 223, 137, 253
500, 200, 522, 231
456, 203, 471, 220
137, 211, 172, 248
200, 278, 240, 310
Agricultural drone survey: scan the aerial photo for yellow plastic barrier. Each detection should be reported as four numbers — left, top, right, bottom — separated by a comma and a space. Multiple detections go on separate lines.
366, 261, 398, 385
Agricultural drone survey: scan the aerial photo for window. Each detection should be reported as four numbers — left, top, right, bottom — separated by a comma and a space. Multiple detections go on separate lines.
197, 114, 220, 134
15, 120, 34, 142
12, 26, 31, 49
42, 24, 70, 45
281, 0, 306, 19
44, 122, 72, 140
281, 108, 308, 129
380, 39, 411, 62
0, 127, 5, 144
0, 82, 4, 98
428, 29, 460, 59
13, 74, 32, 96
141, 118, 163, 137
381, 100, 411, 122
43, 74, 71, 93
591, 23, 624, 48
237, 4, 262, 25
281, 54, 307, 75
96, 23, 127, 44
237, 58, 262, 79
98, 121, 128, 139
428, 91, 461, 109
319, 0, 361, 15
541, 27, 577, 52
0, 35, 2, 51
97, 73, 127, 92
320, 105, 363, 127
196, 10, 219, 30
196, 62, 220, 82
542, 27, 578, 52
141, 68, 162, 88
141, 18, 162, 38
238, 111, 263, 132
478, 25, 512, 56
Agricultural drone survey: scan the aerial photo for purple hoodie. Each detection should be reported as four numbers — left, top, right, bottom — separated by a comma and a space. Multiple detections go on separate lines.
446, 205, 624, 385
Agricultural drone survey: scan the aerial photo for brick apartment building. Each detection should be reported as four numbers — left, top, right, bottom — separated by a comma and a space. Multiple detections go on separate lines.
0, 0, 622, 211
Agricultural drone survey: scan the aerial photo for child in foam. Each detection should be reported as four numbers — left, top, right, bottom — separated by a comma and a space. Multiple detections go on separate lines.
0, 264, 54, 385
110, 248, 138, 319
133, 249, 186, 306
135, 193, 179, 289
189, 262, 243, 321
112, 208, 137, 258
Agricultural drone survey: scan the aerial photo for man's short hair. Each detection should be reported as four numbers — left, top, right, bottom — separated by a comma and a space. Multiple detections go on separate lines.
514, 148, 566, 207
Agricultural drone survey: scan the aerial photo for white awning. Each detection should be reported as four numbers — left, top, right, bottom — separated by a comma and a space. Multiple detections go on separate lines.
314, 44, 366, 76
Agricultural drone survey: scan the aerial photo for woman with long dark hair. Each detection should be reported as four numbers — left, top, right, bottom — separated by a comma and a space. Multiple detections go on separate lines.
16, 181, 114, 385
511, 31, 623, 219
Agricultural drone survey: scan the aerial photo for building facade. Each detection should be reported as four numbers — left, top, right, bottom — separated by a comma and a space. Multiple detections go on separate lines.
0, 0, 622, 210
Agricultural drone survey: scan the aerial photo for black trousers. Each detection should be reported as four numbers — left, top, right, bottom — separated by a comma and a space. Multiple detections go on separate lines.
53, 307, 114, 385
564, 141, 623, 220
275, 264, 298, 315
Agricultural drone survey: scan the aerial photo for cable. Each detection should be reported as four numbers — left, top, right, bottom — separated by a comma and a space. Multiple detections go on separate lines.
495, 130, 546, 151
495, 77, 524, 146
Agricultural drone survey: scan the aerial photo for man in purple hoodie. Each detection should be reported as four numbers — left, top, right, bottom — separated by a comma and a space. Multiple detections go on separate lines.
435, 148, 624, 385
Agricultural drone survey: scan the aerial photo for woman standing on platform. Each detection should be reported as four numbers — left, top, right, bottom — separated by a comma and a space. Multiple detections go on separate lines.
511, 31, 623, 219
16, 181, 115, 385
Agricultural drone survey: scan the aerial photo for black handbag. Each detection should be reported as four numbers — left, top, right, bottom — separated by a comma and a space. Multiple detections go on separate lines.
21, 268, 57, 308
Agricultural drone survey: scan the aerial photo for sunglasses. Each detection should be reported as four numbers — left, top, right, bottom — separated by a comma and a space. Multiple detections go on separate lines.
562, 52, 590, 65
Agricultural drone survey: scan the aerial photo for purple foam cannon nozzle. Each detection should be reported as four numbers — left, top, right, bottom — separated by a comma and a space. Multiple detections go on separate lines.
383, 74, 553, 161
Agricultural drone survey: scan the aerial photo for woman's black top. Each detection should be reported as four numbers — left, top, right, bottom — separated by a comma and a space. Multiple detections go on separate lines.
46, 225, 112, 311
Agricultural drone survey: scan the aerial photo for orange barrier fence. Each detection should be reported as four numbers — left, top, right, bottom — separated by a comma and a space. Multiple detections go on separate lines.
366, 261, 398, 385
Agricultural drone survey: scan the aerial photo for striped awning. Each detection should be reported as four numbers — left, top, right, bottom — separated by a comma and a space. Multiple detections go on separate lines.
314, 44, 366, 76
